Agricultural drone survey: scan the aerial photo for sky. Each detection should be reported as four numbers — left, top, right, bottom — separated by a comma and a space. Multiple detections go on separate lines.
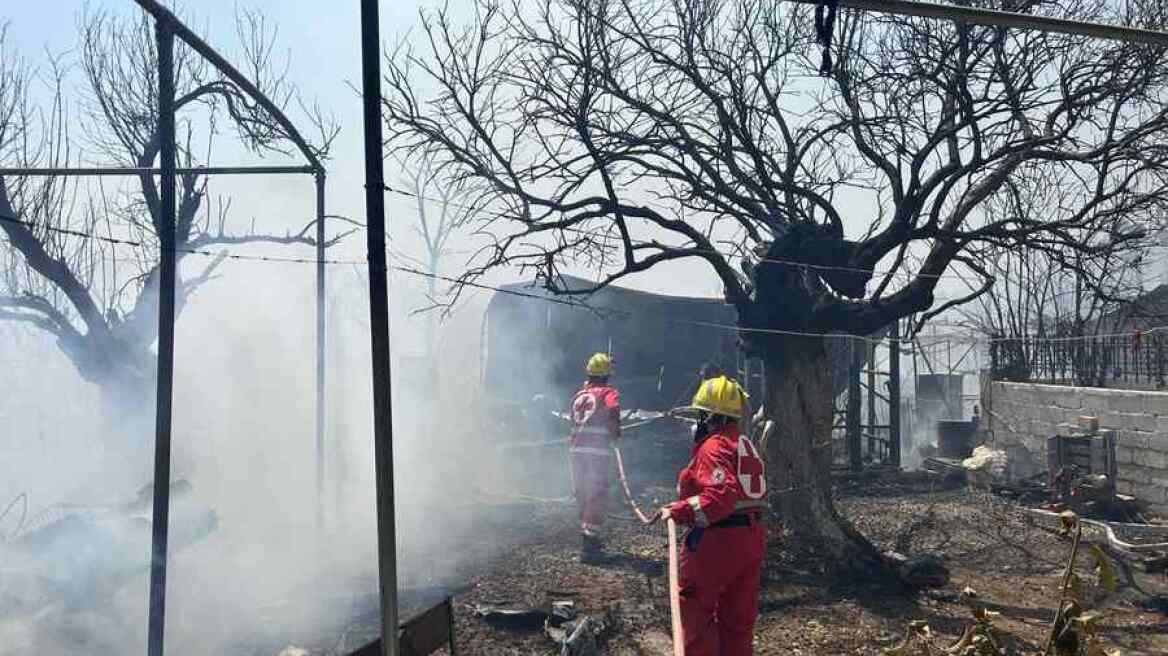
3, 0, 1167, 342
10, 0, 1163, 314
2, 0, 733, 305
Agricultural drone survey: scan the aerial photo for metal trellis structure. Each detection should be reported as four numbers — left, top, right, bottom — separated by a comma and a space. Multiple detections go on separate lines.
0, 1, 331, 654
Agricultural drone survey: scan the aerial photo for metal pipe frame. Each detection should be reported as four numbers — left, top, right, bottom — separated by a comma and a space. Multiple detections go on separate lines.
0, 166, 315, 176
360, 1, 401, 655
146, 19, 177, 656
890, 322, 902, 468
109, 3, 330, 656
789, 0, 1168, 46
131, 0, 325, 173
316, 171, 326, 532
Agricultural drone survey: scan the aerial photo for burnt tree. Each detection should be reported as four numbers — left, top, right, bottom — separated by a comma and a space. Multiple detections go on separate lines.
0, 11, 338, 419
382, 0, 1168, 575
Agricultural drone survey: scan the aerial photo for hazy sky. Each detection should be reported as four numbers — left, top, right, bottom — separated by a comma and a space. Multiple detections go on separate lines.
5, 1, 1164, 313
3, 0, 735, 303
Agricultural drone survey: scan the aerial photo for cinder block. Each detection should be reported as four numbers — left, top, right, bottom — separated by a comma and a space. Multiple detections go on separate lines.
1135, 450, 1168, 471
1117, 480, 1136, 495
1155, 415, 1168, 434
1122, 466, 1154, 484
1142, 393, 1168, 416
1054, 391, 1083, 410
1022, 435, 1045, 453
1112, 392, 1148, 414
1123, 433, 1151, 451
1147, 436, 1168, 454
1134, 483, 1168, 505
1116, 445, 1136, 465
1132, 414, 1158, 433
1102, 412, 1123, 431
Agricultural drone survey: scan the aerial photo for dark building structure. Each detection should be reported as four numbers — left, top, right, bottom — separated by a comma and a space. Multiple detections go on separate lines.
481, 275, 745, 411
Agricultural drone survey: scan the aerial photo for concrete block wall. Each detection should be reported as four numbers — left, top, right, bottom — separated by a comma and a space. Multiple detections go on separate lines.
986, 382, 1168, 513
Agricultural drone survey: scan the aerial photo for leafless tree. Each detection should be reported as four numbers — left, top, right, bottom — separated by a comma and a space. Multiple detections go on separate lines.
964, 177, 1155, 383
382, 0, 1168, 575
392, 152, 470, 314
401, 150, 469, 368
0, 10, 339, 418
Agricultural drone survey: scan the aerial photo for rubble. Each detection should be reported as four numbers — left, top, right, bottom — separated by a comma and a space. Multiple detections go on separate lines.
544, 605, 618, 656
472, 605, 553, 631
961, 445, 1008, 489
883, 551, 950, 589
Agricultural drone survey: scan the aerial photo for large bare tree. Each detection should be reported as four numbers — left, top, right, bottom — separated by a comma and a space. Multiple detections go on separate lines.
383, 0, 1168, 575
0, 10, 338, 418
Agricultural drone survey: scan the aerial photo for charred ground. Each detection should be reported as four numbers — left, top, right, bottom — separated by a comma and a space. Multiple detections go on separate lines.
284, 425, 1168, 656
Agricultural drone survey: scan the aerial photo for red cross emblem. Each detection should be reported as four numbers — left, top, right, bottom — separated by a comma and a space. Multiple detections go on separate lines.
572, 392, 598, 425
737, 437, 766, 499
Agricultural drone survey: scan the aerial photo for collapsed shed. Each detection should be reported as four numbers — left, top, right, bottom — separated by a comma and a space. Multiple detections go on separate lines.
481, 276, 746, 411
480, 275, 867, 413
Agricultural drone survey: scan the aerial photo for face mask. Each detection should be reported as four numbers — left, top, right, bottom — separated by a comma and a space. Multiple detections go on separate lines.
692, 415, 709, 441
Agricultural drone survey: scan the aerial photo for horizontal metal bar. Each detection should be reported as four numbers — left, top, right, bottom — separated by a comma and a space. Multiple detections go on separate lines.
0, 166, 316, 177
790, 0, 1168, 47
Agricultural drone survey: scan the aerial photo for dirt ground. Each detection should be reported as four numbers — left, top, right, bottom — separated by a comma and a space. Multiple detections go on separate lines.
435, 486, 1168, 655
408, 417, 1168, 653
308, 430, 1168, 656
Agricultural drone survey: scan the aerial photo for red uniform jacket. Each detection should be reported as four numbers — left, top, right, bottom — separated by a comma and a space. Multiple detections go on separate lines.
668, 422, 767, 527
569, 382, 621, 453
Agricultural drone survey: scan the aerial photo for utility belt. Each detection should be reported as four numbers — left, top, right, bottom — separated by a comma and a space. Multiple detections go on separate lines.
709, 511, 762, 529
684, 511, 762, 552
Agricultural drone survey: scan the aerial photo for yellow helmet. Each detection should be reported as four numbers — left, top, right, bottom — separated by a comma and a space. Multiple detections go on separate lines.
691, 375, 748, 419
585, 352, 613, 377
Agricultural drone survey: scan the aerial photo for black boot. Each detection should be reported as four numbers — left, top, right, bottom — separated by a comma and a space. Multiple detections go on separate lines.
580, 532, 603, 564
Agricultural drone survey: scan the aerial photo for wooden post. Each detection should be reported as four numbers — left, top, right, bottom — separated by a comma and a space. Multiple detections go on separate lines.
147, 17, 176, 656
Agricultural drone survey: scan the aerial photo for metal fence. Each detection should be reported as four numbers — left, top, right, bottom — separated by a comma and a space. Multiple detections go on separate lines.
989, 332, 1167, 390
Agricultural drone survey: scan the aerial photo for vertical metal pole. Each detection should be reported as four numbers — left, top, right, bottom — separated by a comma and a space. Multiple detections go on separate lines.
147, 18, 176, 656
315, 171, 326, 531
889, 320, 902, 469
446, 597, 457, 655
866, 338, 876, 459
360, 2, 400, 655
846, 338, 863, 472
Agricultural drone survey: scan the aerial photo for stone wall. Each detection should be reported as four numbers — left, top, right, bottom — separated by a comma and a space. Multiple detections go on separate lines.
985, 381, 1168, 513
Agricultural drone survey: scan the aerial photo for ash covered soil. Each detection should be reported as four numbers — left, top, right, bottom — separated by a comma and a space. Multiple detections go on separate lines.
307, 433, 1168, 655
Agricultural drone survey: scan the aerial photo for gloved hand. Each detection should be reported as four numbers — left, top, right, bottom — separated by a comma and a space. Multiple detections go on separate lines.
650, 505, 671, 525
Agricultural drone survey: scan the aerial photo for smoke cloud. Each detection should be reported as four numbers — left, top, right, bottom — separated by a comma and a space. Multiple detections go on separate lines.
0, 250, 561, 655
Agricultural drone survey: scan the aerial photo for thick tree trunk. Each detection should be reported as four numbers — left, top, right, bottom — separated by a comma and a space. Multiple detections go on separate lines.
762, 335, 894, 580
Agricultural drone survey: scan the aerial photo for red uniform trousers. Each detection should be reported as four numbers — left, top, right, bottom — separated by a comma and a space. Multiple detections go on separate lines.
570, 442, 611, 531
678, 520, 765, 656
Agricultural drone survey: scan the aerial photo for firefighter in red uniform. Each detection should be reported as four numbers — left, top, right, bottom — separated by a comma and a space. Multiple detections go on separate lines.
660, 375, 767, 656
569, 352, 621, 561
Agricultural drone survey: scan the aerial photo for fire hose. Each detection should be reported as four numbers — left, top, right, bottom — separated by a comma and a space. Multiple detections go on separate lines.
666, 516, 684, 656
612, 445, 684, 655
612, 445, 656, 525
